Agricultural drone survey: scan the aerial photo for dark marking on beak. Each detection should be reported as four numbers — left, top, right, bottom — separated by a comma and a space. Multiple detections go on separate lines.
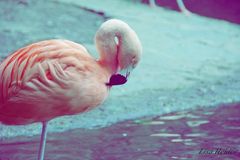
106, 74, 127, 86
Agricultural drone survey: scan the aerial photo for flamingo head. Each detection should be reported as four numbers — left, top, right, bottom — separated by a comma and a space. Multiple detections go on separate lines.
96, 19, 142, 86
106, 35, 142, 86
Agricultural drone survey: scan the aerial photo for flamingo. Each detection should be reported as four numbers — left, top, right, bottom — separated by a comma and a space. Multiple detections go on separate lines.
143, 0, 191, 16
0, 19, 142, 160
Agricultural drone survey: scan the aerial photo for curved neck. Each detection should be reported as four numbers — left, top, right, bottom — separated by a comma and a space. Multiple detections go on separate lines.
95, 30, 119, 74
95, 20, 132, 74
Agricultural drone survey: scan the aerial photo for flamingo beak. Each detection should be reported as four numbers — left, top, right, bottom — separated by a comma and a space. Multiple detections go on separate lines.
106, 69, 131, 86
120, 67, 131, 78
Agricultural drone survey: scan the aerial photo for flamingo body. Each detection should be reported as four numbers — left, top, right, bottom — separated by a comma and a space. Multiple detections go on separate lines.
0, 39, 109, 125
0, 19, 142, 160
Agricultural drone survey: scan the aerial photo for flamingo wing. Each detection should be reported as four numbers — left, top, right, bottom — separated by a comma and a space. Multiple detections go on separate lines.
0, 39, 91, 104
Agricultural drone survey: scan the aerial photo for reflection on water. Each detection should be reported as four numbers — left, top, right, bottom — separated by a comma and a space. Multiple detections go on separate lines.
0, 103, 240, 160
150, 133, 181, 137
186, 120, 209, 127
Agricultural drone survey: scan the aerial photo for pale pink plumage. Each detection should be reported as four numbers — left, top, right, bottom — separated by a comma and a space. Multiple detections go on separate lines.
0, 39, 109, 125
0, 19, 142, 160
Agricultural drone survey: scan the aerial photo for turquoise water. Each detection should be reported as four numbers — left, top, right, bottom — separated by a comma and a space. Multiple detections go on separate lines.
1, 0, 240, 138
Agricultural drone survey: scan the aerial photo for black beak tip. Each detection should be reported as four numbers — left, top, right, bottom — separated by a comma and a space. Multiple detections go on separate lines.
106, 74, 128, 86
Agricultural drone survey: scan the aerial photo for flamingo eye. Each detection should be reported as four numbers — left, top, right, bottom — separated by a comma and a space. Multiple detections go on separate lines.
131, 56, 138, 67
132, 55, 137, 61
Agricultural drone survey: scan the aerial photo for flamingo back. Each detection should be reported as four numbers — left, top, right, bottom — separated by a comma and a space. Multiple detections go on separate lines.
0, 40, 108, 125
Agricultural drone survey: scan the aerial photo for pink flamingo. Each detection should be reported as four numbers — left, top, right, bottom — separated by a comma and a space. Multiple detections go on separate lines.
143, 0, 191, 16
0, 19, 142, 160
